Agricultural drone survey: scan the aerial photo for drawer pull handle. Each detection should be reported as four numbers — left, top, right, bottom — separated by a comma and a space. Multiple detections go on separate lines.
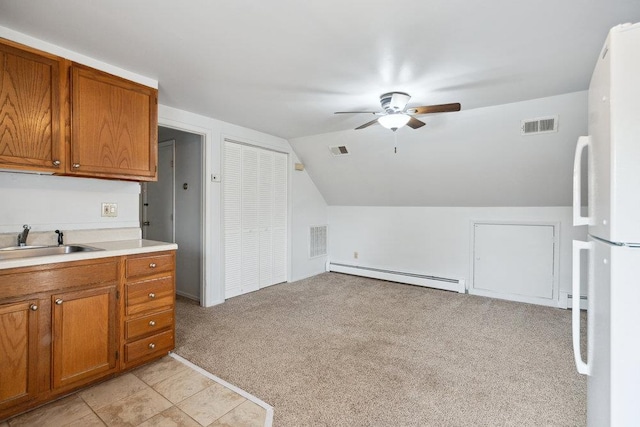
30, 304, 38, 311
52, 160, 61, 166
148, 343, 156, 349
55, 298, 63, 305
149, 320, 156, 326
72, 163, 80, 169
149, 263, 157, 268
148, 292, 156, 299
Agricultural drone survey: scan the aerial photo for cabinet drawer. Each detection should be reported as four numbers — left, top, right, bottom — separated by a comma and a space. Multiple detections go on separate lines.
124, 330, 174, 363
126, 309, 174, 341
126, 276, 174, 316
126, 253, 173, 278
0, 258, 118, 298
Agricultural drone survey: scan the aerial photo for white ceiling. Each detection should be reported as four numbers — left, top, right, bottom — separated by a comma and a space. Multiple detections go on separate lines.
1, 0, 638, 140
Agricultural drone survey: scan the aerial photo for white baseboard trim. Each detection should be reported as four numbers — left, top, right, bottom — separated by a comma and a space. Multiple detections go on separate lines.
326, 261, 465, 293
176, 290, 199, 301
559, 291, 588, 310
170, 353, 274, 427
469, 288, 559, 308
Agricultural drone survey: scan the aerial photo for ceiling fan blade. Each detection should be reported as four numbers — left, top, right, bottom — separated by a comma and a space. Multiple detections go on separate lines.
406, 117, 426, 129
355, 118, 379, 130
407, 103, 461, 115
334, 111, 380, 114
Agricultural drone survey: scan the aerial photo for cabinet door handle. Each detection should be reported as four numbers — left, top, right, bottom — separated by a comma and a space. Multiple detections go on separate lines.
30, 304, 38, 311
149, 320, 156, 326
52, 160, 61, 166
148, 292, 156, 299
149, 263, 157, 268
148, 343, 156, 349
72, 163, 80, 168
55, 298, 63, 305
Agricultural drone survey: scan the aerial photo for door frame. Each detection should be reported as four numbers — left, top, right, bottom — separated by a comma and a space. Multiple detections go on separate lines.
143, 140, 176, 242
156, 119, 210, 307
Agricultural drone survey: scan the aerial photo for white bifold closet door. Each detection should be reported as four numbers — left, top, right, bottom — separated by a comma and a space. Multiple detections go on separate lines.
224, 140, 287, 298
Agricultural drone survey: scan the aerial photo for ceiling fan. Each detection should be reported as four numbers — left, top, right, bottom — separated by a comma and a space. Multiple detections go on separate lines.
335, 92, 461, 131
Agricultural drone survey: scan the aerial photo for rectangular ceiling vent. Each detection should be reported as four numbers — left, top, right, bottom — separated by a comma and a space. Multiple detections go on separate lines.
309, 225, 328, 258
521, 115, 558, 135
329, 145, 349, 156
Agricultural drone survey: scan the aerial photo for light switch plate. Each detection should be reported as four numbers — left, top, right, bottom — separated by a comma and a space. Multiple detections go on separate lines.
101, 202, 118, 217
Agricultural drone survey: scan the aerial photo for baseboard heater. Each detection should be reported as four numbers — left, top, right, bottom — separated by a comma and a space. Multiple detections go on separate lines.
326, 262, 465, 293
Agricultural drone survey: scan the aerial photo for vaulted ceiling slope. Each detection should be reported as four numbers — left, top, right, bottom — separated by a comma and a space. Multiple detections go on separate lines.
289, 92, 587, 207
0, 1, 638, 140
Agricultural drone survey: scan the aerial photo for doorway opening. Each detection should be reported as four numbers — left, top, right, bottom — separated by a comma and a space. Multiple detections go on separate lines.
142, 126, 204, 303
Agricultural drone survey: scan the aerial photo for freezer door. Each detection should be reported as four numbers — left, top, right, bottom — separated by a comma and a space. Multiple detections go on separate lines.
588, 24, 640, 243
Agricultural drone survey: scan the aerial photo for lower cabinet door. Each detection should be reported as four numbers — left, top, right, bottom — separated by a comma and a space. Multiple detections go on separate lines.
0, 300, 39, 410
52, 285, 117, 390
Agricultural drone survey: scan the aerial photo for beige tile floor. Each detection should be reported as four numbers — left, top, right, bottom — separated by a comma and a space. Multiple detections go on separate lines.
3, 356, 268, 427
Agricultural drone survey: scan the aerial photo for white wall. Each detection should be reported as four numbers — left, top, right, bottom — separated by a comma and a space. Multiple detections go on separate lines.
290, 91, 588, 206
291, 164, 329, 281
0, 27, 328, 306
0, 173, 140, 233
328, 206, 587, 301
159, 105, 328, 306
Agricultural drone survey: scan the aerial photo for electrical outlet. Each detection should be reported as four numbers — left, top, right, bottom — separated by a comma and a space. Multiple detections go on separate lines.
354, 251, 358, 259
101, 202, 118, 217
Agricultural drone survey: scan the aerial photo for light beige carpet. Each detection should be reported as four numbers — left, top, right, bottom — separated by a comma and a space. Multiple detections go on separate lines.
175, 273, 586, 426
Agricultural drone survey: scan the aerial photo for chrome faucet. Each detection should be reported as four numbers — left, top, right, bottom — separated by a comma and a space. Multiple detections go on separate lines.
55, 229, 64, 246
17, 224, 30, 247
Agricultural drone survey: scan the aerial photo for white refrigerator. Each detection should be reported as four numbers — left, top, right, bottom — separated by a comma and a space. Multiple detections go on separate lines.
572, 23, 640, 426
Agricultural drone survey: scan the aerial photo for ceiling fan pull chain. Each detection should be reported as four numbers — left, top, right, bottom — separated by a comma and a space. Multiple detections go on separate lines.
394, 131, 398, 154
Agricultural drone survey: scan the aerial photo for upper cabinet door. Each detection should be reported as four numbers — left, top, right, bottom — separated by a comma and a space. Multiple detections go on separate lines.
70, 64, 158, 181
0, 39, 65, 172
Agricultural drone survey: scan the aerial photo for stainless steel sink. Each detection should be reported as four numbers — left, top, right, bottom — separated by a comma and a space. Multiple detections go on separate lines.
0, 245, 48, 251
0, 244, 103, 260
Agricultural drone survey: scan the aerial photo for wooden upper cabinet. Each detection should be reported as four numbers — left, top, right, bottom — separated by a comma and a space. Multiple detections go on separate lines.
0, 39, 66, 172
69, 63, 158, 181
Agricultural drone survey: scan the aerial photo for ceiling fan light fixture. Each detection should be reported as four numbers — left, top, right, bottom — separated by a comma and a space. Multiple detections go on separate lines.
378, 113, 411, 130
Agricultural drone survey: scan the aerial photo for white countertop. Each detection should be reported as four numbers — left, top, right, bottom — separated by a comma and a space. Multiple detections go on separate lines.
0, 239, 178, 270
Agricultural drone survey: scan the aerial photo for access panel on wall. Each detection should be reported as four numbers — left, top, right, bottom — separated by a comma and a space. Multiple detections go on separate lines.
471, 222, 558, 307
223, 140, 287, 298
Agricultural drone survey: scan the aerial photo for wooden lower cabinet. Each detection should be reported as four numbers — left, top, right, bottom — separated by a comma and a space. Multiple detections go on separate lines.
0, 250, 176, 421
51, 285, 118, 390
121, 252, 176, 369
0, 300, 39, 409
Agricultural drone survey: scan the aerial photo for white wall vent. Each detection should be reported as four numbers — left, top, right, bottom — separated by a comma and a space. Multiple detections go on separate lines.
521, 115, 558, 135
309, 225, 328, 258
329, 145, 349, 156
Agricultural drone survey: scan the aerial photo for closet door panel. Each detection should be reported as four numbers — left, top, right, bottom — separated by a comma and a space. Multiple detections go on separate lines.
223, 141, 242, 297
223, 141, 287, 298
241, 231, 259, 294
272, 152, 288, 284
241, 147, 258, 231
258, 150, 274, 288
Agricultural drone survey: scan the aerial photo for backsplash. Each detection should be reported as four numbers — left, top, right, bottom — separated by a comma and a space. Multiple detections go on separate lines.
0, 172, 141, 234
0, 227, 142, 248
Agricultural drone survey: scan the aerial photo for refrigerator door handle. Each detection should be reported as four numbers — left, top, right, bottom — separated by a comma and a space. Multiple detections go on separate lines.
572, 240, 592, 375
573, 136, 593, 226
